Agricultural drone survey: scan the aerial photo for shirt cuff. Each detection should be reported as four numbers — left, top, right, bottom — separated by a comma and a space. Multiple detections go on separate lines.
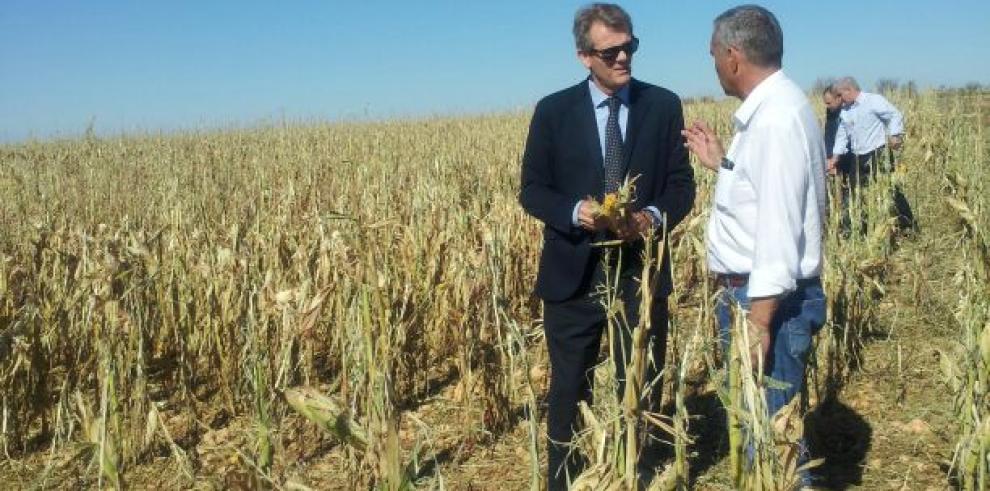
644, 206, 665, 230
747, 267, 796, 299
571, 201, 582, 227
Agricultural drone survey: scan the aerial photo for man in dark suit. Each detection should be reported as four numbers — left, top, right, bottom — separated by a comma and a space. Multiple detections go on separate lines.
823, 84, 853, 178
518, 4, 694, 488
824, 84, 860, 232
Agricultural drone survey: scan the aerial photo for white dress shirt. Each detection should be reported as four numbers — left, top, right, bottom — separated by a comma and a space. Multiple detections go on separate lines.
706, 71, 828, 298
833, 91, 904, 156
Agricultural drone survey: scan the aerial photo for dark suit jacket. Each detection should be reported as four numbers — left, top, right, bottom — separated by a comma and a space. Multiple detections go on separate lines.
825, 108, 854, 173
824, 108, 841, 158
519, 78, 695, 302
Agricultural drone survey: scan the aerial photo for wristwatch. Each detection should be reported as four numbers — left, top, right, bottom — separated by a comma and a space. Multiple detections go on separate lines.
720, 157, 735, 170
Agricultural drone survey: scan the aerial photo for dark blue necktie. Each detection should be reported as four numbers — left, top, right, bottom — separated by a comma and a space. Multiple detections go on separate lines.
603, 96, 624, 194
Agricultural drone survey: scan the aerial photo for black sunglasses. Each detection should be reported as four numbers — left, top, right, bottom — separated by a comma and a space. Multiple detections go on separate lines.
587, 37, 639, 64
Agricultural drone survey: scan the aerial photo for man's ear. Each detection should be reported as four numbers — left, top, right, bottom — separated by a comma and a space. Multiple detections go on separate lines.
726, 46, 742, 74
577, 50, 593, 70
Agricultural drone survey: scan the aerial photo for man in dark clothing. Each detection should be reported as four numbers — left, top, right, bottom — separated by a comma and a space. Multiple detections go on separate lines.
824, 84, 861, 232
518, 4, 695, 489
824, 85, 855, 181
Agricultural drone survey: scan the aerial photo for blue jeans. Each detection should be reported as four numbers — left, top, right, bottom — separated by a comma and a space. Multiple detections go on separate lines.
716, 277, 826, 415
716, 277, 826, 484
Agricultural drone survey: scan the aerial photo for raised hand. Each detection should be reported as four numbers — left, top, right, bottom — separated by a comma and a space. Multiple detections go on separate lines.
681, 121, 726, 171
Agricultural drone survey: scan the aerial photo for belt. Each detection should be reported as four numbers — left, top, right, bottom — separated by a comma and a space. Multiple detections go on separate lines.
714, 273, 821, 288
859, 145, 886, 156
715, 273, 749, 287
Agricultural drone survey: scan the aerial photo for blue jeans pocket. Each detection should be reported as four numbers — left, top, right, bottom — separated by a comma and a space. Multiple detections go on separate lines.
788, 297, 825, 358
804, 295, 827, 334
787, 325, 812, 359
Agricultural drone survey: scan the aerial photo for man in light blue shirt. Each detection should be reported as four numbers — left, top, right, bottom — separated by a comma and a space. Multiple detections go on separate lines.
827, 76, 916, 232
827, 76, 904, 176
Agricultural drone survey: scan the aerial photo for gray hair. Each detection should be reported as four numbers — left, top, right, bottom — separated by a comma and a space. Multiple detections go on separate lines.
835, 76, 861, 91
573, 3, 633, 52
713, 5, 783, 68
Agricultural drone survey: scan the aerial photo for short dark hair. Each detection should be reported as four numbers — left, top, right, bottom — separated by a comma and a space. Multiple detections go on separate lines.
713, 5, 783, 68
823, 84, 840, 97
573, 3, 633, 52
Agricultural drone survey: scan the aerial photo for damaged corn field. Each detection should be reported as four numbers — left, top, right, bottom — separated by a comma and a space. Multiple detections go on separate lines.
0, 90, 987, 490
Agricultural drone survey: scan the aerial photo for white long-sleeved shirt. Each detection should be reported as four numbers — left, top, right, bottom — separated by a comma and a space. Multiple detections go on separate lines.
706, 71, 828, 298
833, 91, 904, 156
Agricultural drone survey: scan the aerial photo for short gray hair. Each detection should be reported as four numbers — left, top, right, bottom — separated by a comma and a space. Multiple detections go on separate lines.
835, 76, 861, 91
573, 3, 633, 52
713, 5, 783, 68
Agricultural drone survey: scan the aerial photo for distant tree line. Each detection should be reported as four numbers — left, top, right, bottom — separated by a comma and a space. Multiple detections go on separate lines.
678, 79, 985, 106
813, 77, 986, 96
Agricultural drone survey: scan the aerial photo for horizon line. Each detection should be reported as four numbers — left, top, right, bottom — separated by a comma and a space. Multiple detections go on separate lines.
2, 81, 986, 147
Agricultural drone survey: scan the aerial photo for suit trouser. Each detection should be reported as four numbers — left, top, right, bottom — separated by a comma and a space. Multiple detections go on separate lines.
839, 146, 916, 233
542, 258, 669, 490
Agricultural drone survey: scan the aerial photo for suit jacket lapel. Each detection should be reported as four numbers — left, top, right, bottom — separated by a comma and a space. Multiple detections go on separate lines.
576, 81, 605, 191
622, 80, 651, 178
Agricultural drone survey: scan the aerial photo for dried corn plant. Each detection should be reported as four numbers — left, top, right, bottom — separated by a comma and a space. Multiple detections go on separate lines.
0, 90, 985, 489
568, 222, 693, 490
719, 304, 815, 490
943, 165, 989, 490
0, 116, 541, 487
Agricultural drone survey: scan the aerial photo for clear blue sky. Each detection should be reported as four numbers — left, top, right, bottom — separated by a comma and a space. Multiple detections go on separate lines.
2, 0, 988, 142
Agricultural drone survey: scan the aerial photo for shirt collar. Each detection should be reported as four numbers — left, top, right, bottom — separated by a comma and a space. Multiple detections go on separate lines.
588, 78, 631, 108
733, 69, 785, 127
842, 91, 864, 110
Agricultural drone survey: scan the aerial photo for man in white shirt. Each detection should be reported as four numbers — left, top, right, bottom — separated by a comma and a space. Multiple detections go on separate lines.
682, 1, 826, 447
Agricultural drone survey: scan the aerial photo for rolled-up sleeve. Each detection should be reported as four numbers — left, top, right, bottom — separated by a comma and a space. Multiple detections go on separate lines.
747, 117, 807, 298
873, 95, 904, 136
